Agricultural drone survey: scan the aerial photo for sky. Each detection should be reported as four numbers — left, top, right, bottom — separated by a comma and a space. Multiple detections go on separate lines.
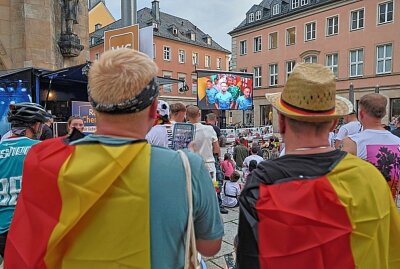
104, 0, 255, 51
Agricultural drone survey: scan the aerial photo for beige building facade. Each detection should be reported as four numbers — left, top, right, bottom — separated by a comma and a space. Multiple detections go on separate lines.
230, 0, 399, 128
0, 0, 89, 71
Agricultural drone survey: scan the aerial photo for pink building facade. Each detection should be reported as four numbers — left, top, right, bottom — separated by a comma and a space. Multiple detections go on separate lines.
230, 0, 399, 127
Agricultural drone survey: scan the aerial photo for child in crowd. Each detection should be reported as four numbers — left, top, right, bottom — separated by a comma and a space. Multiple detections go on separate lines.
221, 153, 236, 180
243, 159, 258, 182
222, 171, 241, 208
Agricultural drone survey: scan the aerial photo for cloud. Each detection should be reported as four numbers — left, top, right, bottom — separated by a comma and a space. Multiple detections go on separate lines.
104, 0, 254, 51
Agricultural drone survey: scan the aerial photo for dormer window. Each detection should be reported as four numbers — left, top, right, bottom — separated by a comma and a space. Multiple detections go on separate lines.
248, 13, 255, 23
255, 10, 262, 20
301, 0, 309, 6
173, 28, 178, 36
90, 37, 96, 46
95, 23, 102, 30
153, 23, 159, 31
191, 32, 196, 41
272, 4, 280, 15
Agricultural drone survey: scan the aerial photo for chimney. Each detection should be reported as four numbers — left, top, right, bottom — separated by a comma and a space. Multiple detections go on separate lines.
121, 0, 137, 27
152, 0, 160, 22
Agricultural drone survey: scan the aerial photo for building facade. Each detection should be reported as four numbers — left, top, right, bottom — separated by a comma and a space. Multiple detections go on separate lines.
230, 0, 399, 127
0, 0, 89, 70
89, 0, 230, 106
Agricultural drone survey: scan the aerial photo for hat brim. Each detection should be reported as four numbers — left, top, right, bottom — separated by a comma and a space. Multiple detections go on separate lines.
265, 93, 353, 122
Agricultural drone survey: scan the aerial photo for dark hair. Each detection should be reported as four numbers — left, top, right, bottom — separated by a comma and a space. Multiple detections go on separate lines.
224, 153, 231, 160
249, 160, 258, 172
230, 171, 240, 182
251, 147, 258, 154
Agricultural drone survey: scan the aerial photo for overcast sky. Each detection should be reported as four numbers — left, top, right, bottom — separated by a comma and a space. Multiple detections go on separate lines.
104, 0, 255, 51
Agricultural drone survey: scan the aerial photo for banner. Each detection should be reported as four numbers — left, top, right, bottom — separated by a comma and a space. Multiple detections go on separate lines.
71, 101, 96, 134
221, 126, 273, 143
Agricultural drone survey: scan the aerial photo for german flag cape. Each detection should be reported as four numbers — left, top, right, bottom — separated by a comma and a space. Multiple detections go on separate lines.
5, 138, 151, 269
238, 153, 400, 269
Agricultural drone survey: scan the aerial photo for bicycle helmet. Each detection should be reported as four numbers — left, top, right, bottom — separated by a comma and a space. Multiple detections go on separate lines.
7, 102, 49, 124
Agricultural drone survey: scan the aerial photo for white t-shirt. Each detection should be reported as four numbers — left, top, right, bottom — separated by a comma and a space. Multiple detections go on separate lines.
145, 124, 173, 148
349, 129, 400, 160
335, 121, 362, 141
222, 181, 240, 207
192, 123, 218, 163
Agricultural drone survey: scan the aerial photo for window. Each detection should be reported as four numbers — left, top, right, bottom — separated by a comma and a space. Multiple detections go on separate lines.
95, 23, 102, 30
351, 9, 364, 30
253, 36, 262, 52
376, 44, 392, 74
248, 13, 255, 23
191, 32, 196, 41
192, 52, 198, 66
254, 66, 262, 88
163, 46, 171, 61
286, 61, 296, 80
217, 57, 222, 69
305, 22, 316, 41
272, 4, 280, 15
207, 37, 212, 45
256, 10, 262, 20
172, 28, 178, 35
292, 0, 299, 9
326, 53, 338, 77
269, 64, 278, 86
301, 0, 309, 6
286, 27, 296, 46
153, 43, 156, 59
90, 37, 96, 46
178, 73, 186, 93
269, 32, 278, 49
205, 55, 211, 68
191, 74, 198, 94
240, 40, 247, 55
350, 49, 364, 77
163, 71, 173, 92
378, 1, 393, 24
304, 55, 317, 63
178, 49, 185, 63
260, 105, 273, 126
326, 16, 339, 36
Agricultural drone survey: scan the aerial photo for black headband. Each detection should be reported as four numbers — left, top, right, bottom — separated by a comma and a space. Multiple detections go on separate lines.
88, 78, 159, 114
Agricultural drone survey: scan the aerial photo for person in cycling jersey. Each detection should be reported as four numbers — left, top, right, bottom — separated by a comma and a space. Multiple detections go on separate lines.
0, 102, 48, 261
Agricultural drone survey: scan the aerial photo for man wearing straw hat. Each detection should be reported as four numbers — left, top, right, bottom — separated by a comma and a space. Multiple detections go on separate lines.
237, 63, 400, 269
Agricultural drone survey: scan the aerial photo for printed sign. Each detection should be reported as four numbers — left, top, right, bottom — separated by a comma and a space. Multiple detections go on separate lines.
71, 101, 96, 134
172, 123, 195, 150
104, 24, 139, 51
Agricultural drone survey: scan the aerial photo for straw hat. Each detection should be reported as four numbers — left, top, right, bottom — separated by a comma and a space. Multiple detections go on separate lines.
265, 63, 353, 122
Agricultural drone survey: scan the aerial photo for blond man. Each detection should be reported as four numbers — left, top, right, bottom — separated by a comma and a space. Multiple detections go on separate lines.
6, 49, 223, 269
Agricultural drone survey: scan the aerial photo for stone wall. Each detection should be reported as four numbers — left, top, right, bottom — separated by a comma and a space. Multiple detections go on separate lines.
0, 0, 89, 70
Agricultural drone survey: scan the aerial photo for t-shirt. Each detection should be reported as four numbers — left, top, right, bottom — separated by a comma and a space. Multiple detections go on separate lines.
215, 92, 233, 110
349, 129, 400, 182
227, 85, 241, 101
0, 137, 39, 234
206, 87, 219, 105
221, 160, 235, 177
237, 150, 400, 268
146, 124, 173, 148
236, 95, 252, 110
335, 121, 362, 141
222, 181, 240, 207
192, 123, 218, 163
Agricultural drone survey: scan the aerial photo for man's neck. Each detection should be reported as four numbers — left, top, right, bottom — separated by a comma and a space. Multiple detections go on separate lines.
361, 119, 385, 130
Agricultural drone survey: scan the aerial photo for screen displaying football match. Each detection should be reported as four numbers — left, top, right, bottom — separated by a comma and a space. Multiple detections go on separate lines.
196, 70, 254, 111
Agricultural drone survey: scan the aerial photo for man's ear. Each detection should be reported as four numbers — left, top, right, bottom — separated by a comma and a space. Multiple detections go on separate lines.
330, 119, 338, 132
149, 98, 158, 119
278, 113, 286, 134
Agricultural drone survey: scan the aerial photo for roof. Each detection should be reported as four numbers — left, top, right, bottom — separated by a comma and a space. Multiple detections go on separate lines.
230, 0, 335, 35
90, 7, 230, 54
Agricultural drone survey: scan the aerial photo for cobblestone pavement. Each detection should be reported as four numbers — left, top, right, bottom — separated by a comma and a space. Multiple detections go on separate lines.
205, 207, 239, 268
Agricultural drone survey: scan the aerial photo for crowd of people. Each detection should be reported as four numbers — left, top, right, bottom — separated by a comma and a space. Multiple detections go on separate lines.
0, 49, 399, 269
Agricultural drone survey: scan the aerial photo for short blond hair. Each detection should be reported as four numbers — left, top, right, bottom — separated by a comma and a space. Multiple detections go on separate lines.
88, 49, 158, 105
186, 105, 200, 120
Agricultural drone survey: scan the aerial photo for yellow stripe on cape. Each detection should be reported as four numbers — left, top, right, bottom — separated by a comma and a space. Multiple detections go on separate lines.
327, 154, 400, 269
44, 142, 151, 269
